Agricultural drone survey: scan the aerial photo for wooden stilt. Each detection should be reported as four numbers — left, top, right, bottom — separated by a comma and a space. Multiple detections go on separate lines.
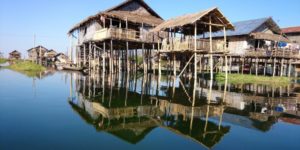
135, 49, 137, 73
110, 40, 113, 74
280, 59, 284, 77
273, 58, 276, 77
264, 59, 267, 76
208, 15, 213, 104
288, 59, 292, 77
173, 53, 176, 76
242, 57, 244, 75
83, 44, 86, 67
194, 22, 197, 79
255, 57, 258, 76
229, 56, 232, 74
102, 42, 106, 74
89, 42, 92, 70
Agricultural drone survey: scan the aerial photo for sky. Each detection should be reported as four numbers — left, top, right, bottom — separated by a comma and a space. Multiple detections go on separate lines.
1, 0, 300, 57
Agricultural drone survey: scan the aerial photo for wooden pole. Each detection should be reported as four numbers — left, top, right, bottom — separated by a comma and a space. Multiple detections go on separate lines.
173, 53, 176, 76
83, 44, 86, 67
126, 18, 130, 72
110, 40, 113, 74
103, 42, 106, 74
208, 16, 213, 104
194, 22, 197, 79
273, 58, 276, 77
280, 59, 284, 77
242, 57, 244, 75
89, 42, 92, 70
135, 49, 138, 73
264, 59, 267, 76
229, 56, 232, 74
255, 57, 258, 76
288, 59, 292, 77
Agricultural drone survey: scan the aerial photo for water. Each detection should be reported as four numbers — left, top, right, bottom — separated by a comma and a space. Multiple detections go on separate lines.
0, 68, 300, 150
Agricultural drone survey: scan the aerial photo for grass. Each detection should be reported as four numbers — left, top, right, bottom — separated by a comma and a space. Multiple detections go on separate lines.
0, 58, 7, 64
6, 60, 46, 77
215, 73, 291, 86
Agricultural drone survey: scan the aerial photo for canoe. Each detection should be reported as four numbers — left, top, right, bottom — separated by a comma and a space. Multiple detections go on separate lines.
63, 65, 83, 71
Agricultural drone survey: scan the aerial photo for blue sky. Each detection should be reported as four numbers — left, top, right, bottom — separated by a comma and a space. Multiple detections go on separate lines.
1, 0, 299, 57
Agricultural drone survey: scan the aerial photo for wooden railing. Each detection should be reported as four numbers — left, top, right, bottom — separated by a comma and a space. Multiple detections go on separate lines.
93, 27, 159, 43
161, 38, 225, 52
245, 48, 300, 58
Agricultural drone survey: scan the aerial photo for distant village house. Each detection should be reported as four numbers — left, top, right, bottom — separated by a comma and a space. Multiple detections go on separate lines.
9, 50, 21, 60
27, 45, 48, 62
44, 49, 57, 61
54, 53, 68, 64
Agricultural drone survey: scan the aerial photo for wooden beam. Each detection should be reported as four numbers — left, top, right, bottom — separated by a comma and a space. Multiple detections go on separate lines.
178, 54, 195, 77
200, 21, 225, 27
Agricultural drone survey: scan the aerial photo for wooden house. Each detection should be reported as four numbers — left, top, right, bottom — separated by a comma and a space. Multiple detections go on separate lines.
54, 53, 68, 64
68, 0, 165, 72
211, 17, 296, 57
282, 26, 300, 44
27, 45, 48, 62
45, 49, 57, 61
9, 50, 21, 60
282, 26, 300, 52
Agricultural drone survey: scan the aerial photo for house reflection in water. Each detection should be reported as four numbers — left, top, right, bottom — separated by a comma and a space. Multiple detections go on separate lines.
67, 72, 300, 149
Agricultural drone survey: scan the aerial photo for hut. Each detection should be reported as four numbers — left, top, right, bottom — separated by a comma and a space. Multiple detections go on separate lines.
151, 7, 234, 78
27, 45, 48, 62
9, 50, 21, 60
68, 0, 164, 73
44, 49, 57, 62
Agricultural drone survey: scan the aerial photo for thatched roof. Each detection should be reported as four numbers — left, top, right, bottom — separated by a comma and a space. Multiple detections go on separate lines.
68, 0, 163, 34
151, 7, 234, 35
250, 32, 290, 43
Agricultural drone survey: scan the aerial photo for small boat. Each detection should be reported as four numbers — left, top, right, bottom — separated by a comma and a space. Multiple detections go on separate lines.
63, 64, 83, 71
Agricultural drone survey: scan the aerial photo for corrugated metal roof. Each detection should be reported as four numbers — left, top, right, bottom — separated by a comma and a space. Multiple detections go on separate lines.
281, 26, 300, 34
210, 17, 271, 37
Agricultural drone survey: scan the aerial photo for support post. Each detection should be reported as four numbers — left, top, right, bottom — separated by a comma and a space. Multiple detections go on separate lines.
273, 58, 276, 77
255, 57, 258, 76
208, 16, 213, 104
194, 22, 197, 79
288, 59, 292, 77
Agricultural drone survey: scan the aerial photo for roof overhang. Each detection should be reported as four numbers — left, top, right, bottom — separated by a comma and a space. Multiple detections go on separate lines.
250, 32, 290, 43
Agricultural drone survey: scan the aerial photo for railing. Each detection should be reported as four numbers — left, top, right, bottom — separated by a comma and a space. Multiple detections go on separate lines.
245, 48, 300, 58
161, 38, 225, 52
93, 27, 159, 43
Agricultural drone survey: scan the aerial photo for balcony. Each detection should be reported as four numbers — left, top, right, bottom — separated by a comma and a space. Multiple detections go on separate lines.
160, 38, 226, 53
92, 27, 159, 43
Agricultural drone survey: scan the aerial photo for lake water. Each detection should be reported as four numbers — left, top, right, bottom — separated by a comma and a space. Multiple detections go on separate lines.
0, 68, 300, 150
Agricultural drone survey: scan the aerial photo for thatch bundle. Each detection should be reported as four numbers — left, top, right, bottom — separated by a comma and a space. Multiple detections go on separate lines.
151, 7, 234, 34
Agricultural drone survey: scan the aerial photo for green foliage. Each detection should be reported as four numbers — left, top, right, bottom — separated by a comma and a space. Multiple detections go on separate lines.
5, 60, 46, 77
0, 58, 7, 64
7, 60, 45, 72
215, 73, 291, 86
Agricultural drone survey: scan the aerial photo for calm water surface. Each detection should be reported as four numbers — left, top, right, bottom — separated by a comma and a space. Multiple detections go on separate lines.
0, 68, 300, 150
